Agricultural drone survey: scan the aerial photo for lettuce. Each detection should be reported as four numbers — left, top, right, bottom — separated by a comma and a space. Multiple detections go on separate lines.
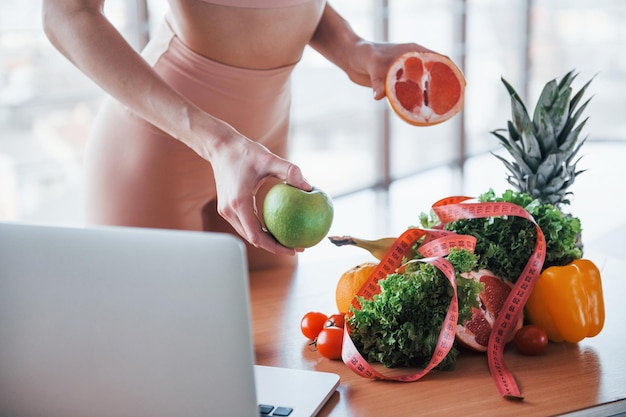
347, 249, 482, 370
420, 189, 582, 282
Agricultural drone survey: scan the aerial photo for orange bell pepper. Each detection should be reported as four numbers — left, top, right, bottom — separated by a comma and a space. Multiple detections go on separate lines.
525, 259, 605, 343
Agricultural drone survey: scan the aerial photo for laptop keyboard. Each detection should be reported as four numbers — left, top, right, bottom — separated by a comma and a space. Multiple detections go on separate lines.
259, 404, 294, 416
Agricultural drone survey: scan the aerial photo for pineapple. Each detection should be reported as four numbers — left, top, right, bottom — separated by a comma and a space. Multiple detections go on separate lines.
491, 70, 593, 207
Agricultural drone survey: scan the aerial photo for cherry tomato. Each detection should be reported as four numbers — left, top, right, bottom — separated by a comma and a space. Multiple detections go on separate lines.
300, 312, 328, 340
326, 313, 345, 329
514, 324, 549, 356
316, 326, 344, 360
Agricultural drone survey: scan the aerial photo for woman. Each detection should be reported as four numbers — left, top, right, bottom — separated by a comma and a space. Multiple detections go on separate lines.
42, 0, 431, 270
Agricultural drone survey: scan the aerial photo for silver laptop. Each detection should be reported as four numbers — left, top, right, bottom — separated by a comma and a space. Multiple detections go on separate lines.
0, 222, 339, 417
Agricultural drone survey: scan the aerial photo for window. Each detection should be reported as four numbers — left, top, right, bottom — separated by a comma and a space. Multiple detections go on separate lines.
1, 0, 624, 225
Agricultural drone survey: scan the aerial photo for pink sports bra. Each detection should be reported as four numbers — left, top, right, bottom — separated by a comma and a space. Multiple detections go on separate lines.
199, 0, 316, 7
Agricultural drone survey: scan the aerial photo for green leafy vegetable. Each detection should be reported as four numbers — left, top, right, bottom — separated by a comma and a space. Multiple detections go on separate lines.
347, 249, 482, 370
420, 189, 582, 282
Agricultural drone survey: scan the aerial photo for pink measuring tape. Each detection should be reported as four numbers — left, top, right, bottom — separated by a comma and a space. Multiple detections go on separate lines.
341, 196, 546, 400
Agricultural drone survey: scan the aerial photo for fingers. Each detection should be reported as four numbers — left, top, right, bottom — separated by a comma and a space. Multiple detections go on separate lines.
368, 56, 392, 101
212, 131, 311, 254
372, 83, 386, 101
219, 197, 297, 256
369, 42, 435, 101
284, 163, 312, 192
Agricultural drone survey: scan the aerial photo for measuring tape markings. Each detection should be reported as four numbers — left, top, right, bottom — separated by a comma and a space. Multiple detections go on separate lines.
432, 198, 546, 399
342, 228, 471, 382
342, 254, 460, 382
341, 197, 546, 400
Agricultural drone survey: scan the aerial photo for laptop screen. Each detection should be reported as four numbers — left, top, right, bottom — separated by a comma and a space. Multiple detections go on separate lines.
0, 223, 259, 417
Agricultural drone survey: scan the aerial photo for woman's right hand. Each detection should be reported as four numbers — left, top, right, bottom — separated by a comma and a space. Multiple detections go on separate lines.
200, 125, 312, 255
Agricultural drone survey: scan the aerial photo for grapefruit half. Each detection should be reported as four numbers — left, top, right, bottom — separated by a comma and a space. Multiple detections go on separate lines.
385, 51, 466, 126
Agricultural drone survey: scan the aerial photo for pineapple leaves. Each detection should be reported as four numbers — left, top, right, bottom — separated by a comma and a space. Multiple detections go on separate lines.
492, 70, 593, 207
560, 117, 588, 155
501, 77, 542, 164
501, 76, 528, 114
492, 152, 525, 192
569, 76, 594, 115
558, 98, 591, 148
492, 129, 535, 175
566, 138, 587, 168
533, 78, 569, 153
534, 105, 558, 154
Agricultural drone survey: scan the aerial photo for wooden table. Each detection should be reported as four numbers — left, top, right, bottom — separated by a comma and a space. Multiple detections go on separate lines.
249, 245, 626, 417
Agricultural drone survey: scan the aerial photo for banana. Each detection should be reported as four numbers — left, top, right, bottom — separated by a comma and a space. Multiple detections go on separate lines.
327, 235, 397, 261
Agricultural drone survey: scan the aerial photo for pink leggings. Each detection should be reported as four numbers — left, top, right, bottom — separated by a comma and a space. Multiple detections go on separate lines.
84, 17, 295, 234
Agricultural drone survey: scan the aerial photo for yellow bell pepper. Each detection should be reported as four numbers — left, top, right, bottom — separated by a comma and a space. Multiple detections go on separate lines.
525, 259, 605, 343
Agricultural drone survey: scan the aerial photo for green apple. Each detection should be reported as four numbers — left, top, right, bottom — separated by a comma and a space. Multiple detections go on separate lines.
262, 183, 334, 249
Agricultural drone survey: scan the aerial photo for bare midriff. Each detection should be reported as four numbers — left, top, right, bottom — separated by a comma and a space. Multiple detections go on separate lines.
168, 0, 326, 69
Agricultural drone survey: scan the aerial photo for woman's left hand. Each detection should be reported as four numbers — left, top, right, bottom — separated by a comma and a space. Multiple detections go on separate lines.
309, 3, 435, 101
347, 41, 434, 100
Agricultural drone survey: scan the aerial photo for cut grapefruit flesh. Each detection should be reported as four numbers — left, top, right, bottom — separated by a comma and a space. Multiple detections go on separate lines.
456, 270, 523, 352
385, 52, 466, 126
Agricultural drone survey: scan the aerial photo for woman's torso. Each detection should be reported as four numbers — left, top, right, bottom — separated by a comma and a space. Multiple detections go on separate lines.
167, 0, 326, 69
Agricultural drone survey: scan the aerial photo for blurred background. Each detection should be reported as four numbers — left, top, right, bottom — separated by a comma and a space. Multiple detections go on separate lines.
1, 0, 625, 241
